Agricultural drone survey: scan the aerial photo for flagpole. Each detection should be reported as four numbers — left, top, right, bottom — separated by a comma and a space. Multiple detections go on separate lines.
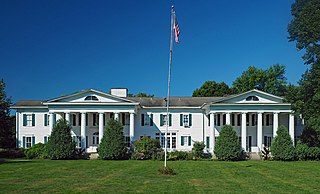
164, 5, 174, 168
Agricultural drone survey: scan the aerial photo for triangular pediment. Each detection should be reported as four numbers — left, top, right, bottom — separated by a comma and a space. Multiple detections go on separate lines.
47, 89, 135, 103
211, 89, 283, 104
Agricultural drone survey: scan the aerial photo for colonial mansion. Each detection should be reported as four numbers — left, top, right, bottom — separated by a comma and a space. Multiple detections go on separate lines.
12, 88, 303, 154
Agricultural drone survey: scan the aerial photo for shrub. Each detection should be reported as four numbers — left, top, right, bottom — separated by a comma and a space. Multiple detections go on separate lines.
270, 125, 295, 161
0, 148, 25, 158
158, 165, 176, 176
99, 119, 127, 160
214, 125, 241, 161
131, 136, 162, 160
24, 143, 48, 159
192, 141, 205, 159
168, 150, 190, 160
296, 141, 320, 160
47, 119, 76, 160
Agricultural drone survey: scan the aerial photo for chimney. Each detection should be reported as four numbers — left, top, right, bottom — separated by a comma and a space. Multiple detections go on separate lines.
111, 88, 128, 97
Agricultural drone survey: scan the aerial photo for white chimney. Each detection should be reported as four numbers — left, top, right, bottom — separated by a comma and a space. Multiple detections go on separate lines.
111, 88, 128, 97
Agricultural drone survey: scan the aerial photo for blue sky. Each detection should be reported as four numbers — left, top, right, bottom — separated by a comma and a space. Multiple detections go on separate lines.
0, 0, 307, 103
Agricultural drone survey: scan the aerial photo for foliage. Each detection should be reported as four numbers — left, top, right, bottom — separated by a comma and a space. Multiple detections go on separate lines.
270, 126, 295, 161
295, 140, 320, 161
131, 136, 162, 160
288, 0, 320, 147
47, 119, 75, 160
232, 64, 287, 96
192, 141, 205, 159
300, 126, 320, 147
24, 143, 48, 159
0, 79, 15, 149
168, 150, 193, 161
128, 92, 154, 97
99, 119, 127, 160
0, 148, 25, 158
158, 165, 176, 176
214, 125, 241, 161
192, 81, 233, 97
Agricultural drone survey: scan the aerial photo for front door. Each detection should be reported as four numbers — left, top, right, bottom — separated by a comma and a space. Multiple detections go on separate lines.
92, 132, 99, 146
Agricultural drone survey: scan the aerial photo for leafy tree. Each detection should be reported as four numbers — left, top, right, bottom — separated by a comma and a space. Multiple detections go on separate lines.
232, 64, 287, 96
288, 0, 320, 146
192, 81, 233, 97
47, 119, 75, 159
99, 119, 127, 160
0, 79, 15, 149
192, 141, 205, 159
270, 125, 295, 161
127, 92, 154, 97
214, 125, 241, 161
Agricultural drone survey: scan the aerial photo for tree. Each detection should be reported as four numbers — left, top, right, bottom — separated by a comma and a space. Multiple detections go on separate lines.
131, 136, 162, 160
99, 119, 127, 160
128, 92, 154, 97
192, 81, 233, 97
288, 0, 320, 146
232, 64, 287, 96
214, 125, 241, 161
270, 125, 295, 161
47, 119, 75, 159
0, 79, 15, 149
192, 141, 206, 159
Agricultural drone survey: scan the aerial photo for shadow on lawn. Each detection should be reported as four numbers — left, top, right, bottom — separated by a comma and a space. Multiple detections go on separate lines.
0, 158, 32, 165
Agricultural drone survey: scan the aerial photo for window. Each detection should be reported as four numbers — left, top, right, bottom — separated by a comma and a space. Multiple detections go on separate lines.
231, 114, 235, 126
251, 114, 256, 126
206, 136, 210, 148
172, 136, 176, 148
217, 114, 221, 126
180, 114, 192, 127
44, 114, 49, 126
223, 114, 226, 125
160, 114, 171, 126
266, 114, 270, 126
93, 113, 97, 126
141, 114, 153, 126
246, 114, 249, 126
264, 136, 272, 148
72, 114, 76, 126
84, 95, 98, 101
246, 96, 259, 101
181, 136, 191, 146
237, 114, 241, 126
160, 133, 165, 147
26, 137, 32, 148
23, 136, 35, 148
23, 114, 35, 127
93, 132, 99, 145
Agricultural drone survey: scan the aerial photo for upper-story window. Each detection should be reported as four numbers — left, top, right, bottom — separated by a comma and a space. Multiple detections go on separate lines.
246, 96, 259, 101
84, 95, 98, 101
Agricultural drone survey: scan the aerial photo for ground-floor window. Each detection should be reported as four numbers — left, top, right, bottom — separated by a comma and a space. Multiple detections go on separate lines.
26, 136, 32, 148
181, 135, 191, 146
264, 136, 272, 148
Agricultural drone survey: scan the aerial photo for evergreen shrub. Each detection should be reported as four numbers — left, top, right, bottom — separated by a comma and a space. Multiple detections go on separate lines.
270, 125, 295, 161
24, 143, 48, 159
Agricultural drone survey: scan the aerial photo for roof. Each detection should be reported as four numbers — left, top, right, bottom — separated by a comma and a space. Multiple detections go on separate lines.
12, 100, 46, 108
126, 97, 224, 107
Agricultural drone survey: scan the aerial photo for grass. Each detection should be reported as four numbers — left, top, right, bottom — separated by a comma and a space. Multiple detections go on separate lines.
1, 159, 320, 193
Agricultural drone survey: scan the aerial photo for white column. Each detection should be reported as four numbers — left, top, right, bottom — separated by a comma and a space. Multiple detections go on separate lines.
65, 112, 70, 123
226, 112, 231, 125
81, 112, 86, 151
114, 112, 119, 121
273, 112, 279, 137
289, 114, 295, 145
210, 113, 215, 153
241, 112, 247, 151
257, 112, 263, 150
49, 112, 54, 134
99, 112, 104, 143
130, 112, 135, 144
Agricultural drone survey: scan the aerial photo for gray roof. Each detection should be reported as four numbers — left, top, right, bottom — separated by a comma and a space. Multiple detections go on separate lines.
12, 100, 46, 107
126, 97, 224, 107
12, 97, 225, 108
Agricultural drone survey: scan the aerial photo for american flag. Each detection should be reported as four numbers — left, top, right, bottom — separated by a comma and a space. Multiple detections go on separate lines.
173, 11, 180, 43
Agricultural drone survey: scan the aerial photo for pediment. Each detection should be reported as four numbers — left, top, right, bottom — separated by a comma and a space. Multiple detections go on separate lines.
47, 89, 134, 103
212, 90, 283, 104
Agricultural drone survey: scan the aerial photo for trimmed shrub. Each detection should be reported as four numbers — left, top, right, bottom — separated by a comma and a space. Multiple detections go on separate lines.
99, 119, 127, 160
47, 119, 75, 160
131, 136, 162, 160
192, 141, 205, 159
168, 150, 191, 161
296, 141, 320, 160
270, 125, 295, 161
24, 143, 48, 159
214, 125, 241, 161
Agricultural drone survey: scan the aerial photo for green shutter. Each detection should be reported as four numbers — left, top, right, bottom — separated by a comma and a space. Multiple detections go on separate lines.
44, 114, 48, 126
160, 114, 164, 126
169, 114, 172, 126
22, 136, 26, 148
189, 114, 192, 126
181, 136, 184, 146
141, 114, 144, 126
23, 114, 27, 126
180, 114, 183, 126
44, 136, 48, 144
32, 136, 35, 146
188, 136, 191, 146
150, 114, 153, 126
32, 114, 35, 126
206, 136, 210, 148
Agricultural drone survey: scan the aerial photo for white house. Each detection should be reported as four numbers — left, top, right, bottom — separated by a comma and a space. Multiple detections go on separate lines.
12, 88, 304, 154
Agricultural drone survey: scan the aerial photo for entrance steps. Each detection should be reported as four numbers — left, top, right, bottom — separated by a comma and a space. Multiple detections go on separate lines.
248, 152, 261, 160
89, 153, 99, 160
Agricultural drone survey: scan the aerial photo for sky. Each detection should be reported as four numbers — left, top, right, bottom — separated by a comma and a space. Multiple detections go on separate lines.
0, 0, 308, 103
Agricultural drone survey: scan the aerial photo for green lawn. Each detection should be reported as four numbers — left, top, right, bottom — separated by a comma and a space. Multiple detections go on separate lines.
0, 159, 319, 193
